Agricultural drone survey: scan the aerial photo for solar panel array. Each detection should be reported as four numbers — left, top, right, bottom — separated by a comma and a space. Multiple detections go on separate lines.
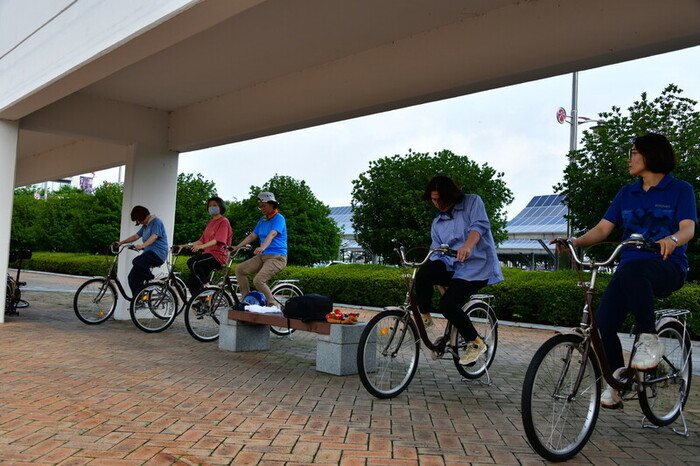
329, 206, 354, 235
505, 194, 567, 234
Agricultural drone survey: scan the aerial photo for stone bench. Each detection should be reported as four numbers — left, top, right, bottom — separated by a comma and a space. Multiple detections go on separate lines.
218, 309, 366, 376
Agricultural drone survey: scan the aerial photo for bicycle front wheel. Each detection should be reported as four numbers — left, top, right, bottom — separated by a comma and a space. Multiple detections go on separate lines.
73, 278, 117, 324
453, 302, 498, 379
521, 333, 601, 462
185, 287, 232, 342
357, 310, 420, 399
639, 320, 692, 426
269, 283, 302, 336
130, 282, 178, 333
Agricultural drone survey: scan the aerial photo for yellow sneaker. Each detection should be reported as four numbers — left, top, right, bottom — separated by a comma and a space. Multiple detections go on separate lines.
459, 338, 486, 365
422, 313, 433, 328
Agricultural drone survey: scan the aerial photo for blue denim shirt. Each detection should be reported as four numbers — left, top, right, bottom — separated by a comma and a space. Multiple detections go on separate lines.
429, 194, 503, 285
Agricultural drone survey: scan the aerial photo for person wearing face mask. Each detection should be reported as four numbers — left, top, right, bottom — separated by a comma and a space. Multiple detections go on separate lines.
115, 205, 169, 295
181, 197, 234, 294
231, 192, 287, 307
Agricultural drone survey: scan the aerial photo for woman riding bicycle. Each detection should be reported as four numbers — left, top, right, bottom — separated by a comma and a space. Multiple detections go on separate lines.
231, 192, 288, 307
555, 133, 696, 409
181, 196, 233, 294
416, 175, 503, 365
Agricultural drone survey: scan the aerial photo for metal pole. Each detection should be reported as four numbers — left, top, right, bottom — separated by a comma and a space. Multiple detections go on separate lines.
569, 71, 579, 154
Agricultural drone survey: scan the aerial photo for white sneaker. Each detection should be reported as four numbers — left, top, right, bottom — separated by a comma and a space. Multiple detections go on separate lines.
600, 367, 624, 409
459, 338, 486, 365
422, 313, 433, 328
631, 333, 665, 370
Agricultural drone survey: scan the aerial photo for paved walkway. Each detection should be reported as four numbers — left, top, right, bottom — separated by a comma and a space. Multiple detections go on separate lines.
1, 272, 699, 464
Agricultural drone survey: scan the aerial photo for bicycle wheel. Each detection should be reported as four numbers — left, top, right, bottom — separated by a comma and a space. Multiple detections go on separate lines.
269, 283, 302, 336
73, 278, 117, 324
185, 287, 232, 342
639, 320, 692, 426
453, 302, 498, 379
357, 310, 420, 399
130, 282, 178, 333
172, 276, 189, 315
521, 333, 601, 462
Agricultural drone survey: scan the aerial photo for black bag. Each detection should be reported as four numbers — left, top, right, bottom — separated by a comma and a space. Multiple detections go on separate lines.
282, 294, 332, 322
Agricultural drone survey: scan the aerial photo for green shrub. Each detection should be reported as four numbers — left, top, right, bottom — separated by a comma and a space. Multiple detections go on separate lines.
16, 253, 700, 336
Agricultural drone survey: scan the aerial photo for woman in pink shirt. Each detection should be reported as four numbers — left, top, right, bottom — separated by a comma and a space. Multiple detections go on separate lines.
182, 197, 233, 294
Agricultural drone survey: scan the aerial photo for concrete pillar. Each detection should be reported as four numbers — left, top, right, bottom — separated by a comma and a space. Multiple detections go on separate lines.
0, 120, 19, 324
114, 142, 178, 319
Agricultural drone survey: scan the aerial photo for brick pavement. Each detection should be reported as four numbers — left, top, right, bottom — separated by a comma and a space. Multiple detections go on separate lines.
1, 283, 699, 465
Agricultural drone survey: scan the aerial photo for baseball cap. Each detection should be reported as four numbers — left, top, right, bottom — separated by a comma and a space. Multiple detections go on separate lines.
258, 192, 277, 203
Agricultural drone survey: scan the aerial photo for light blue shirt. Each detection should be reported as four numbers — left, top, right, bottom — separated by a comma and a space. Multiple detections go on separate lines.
136, 216, 169, 262
429, 194, 503, 285
253, 212, 287, 256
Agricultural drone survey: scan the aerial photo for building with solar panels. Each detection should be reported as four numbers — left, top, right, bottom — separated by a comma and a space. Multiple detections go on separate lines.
496, 194, 568, 269
328, 206, 368, 263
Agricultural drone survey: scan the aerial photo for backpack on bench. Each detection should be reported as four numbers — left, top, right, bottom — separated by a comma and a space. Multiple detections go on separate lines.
282, 294, 332, 322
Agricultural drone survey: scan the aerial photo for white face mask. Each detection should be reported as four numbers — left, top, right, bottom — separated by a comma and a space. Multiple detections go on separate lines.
208, 206, 220, 215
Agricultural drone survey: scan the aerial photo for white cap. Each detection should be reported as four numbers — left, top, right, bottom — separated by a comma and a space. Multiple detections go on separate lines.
258, 191, 277, 203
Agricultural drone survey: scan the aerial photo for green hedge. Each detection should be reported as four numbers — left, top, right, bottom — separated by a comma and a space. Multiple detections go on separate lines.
15, 253, 700, 335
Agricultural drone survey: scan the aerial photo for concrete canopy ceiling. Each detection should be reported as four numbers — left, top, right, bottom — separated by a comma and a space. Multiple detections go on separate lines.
10, 0, 700, 185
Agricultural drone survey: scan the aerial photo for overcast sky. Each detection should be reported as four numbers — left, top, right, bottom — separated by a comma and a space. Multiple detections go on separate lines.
92, 45, 700, 220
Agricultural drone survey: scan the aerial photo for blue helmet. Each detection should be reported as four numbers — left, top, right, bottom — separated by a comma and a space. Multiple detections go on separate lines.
242, 291, 267, 306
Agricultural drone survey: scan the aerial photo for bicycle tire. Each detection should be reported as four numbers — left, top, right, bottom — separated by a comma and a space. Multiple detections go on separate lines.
357, 309, 420, 399
130, 282, 178, 333
185, 287, 232, 342
453, 302, 498, 379
173, 276, 189, 315
73, 278, 117, 324
269, 283, 303, 336
639, 319, 692, 426
521, 333, 601, 462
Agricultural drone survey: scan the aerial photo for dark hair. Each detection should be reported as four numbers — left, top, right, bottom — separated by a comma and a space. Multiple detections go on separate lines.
207, 196, 226, 215
420, 175, 464, 205
633, 133, 676, 174
130, 205, 150, 225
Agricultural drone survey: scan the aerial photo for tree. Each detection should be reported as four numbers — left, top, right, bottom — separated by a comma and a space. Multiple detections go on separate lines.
555, 84, 700, 281
227, 175, 342, 266
174, 173, 218, 246
351, 149, 513, 262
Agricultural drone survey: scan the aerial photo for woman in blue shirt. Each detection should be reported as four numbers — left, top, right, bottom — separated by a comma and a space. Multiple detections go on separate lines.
558, 133, 696, 409
232, 192, 288, 307
415, 176, 503, 365
115, 205, 169, 295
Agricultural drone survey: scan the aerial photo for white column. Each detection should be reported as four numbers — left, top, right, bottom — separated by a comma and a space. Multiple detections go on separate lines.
0, 120, 19, 324
114, 142, 179, 320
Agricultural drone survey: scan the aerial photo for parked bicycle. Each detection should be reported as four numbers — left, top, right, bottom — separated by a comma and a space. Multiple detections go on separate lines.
5, 248, 32, 315
521, 234, 692, 462
73, 243, 138, 324
129, 245, 189, 333
184, 245, 303, 342
356, 245, 498, 399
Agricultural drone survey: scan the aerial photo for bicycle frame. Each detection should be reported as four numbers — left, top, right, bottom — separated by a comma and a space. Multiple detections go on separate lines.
104, 244, 135, 302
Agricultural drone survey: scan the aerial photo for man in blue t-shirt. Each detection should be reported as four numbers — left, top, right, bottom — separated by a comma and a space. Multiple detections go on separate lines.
232, 192, 288, 307
116, 205, 169, 295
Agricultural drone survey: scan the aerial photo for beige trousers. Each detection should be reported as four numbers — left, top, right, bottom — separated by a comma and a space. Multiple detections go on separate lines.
235, 254, 287, 305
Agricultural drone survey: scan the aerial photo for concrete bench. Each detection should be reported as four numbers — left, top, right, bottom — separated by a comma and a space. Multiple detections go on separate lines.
218, 309, 366, 376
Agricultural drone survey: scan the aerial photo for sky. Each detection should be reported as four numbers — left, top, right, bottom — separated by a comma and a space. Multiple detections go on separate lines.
90, 45, 700, 220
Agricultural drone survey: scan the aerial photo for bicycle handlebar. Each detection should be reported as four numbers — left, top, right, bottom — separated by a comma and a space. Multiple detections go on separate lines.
557, 233, 661, 268
109, 243, 138, 255
395, 244, 457, 268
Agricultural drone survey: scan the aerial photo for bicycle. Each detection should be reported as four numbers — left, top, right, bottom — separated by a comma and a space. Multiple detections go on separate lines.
6, 248, 32, 315
184, 245, 303, 342
129, 245, 189, 333
73, 244, 138, 324
521, 233, 692, 462
356, 245, 498, 399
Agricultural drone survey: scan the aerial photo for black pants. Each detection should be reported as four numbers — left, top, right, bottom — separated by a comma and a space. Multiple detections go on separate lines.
186, 254, 222, 294
415, 260, 487, 342
596, 257, 684, 371
128, 250, 165, 296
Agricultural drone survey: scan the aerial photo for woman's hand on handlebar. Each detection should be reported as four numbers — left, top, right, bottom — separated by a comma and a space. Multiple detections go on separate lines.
549, 237, 573, 252
656, 237, 676, 260
456, 245, 471, 262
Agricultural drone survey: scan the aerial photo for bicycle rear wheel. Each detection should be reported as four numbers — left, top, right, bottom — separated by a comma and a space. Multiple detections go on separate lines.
639, 320, 692, 426
73, 278, 117, 324
185, 287, 232, 342
130, 282, 178, 333
453, 302, 498, 379
357, 310, 420, 399
521, 333, 601, 462
269, 283, 302, 336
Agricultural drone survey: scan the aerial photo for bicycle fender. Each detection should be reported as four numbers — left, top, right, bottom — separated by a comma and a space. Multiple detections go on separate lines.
383, 306, 405, 312
655, 316, 681, 331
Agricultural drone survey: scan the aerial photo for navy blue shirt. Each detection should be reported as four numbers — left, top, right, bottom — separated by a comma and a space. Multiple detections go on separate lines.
603, 174, 697, 272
